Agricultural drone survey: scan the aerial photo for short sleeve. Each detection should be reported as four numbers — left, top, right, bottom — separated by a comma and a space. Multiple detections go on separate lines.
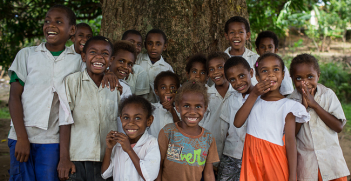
158, 128, 169, 165
8, 47, 31, 83
9, 72, 25, 86
120, 81, 132, 99
205, 136, 220, 164
326, 89, 346, 126
101, 146, 116, 179
134, 67, 150, 95
139, 139, 161, 181
287, 101, 310, 123
64, 74, 78, 111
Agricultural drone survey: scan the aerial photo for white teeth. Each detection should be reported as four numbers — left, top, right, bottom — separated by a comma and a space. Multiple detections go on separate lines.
215, 76, 221, 79
48, 31, 57, 35
233, 41, 240, 43
188, 117, 198, 122
127, 129, 137, 133
93, 62, 103, 67
119, 71, 126, 74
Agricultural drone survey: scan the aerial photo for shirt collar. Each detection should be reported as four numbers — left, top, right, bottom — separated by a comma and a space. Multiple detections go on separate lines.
143, 54, 165, 66
289, 83, 326, 103
117, 130, 150, 148
82, 69, 91, 81
224, 47, 256, 58
208, 84, 235, 98
35, 42, 75, 54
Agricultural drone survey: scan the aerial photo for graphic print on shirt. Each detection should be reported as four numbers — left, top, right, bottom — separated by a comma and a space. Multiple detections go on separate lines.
164, 128, 212, 167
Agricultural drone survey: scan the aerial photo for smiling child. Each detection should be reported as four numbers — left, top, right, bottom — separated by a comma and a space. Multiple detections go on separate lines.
70, 23, 93, 54
101, 95, 161, 181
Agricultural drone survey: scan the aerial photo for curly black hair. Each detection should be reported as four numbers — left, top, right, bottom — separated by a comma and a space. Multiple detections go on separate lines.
255, 31, 279, 49
290, 53, 320, 77
48, 5, 76, 26
224, 56, 251, 78
118, 94, 155, 118
82, 36, 114, 55
254, 53, 285, 76
154, 71, 180, 91
225, 16, 250, 33
185, 53, 207, 74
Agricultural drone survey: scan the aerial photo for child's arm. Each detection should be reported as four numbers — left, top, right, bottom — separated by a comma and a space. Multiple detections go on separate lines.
234, 80, 271, 128
203, 163, 216, 181
115, 133, 146, 180
295, 123, 303, 136
162, 98, 180, 122
285, 113, 297, 181
9, 81, 29, 162
301, 82, 343, 133
101, 131, 118, 174
57, 125, 75, 180
101, 71, 120, 92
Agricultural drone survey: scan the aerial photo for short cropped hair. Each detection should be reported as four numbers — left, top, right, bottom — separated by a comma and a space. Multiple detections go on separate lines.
224, 56, 251, 78
76, 23, 93, 34
82, 36, 114, 55
145, 29, 167, 44
290, 53, 320, 76
154, 71, 180, 91
122, 30, 142, 40
255, 53, 285, 76
185, 54, 207, 74
49, 5, 76, 26
175, 81, 209, 107
206, 52, 230, 71
225, 16, 250, 33
118, 94, 155, 118
255, 31, 279, 49
113, 40, 137, 62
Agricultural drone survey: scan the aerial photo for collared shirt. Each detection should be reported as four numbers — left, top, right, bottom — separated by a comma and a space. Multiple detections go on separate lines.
117, 80, 132, 134
222, 92, 248, 159
289, 84, 350, 180
66, 70, 119, 161
224, 47, 294, 95
148, 102, 177, 138
8, 43, 81, 143
126, 64, 150, 96
101, 130, 160, 181
199, 84, 235, 160
135, 53, 173, 103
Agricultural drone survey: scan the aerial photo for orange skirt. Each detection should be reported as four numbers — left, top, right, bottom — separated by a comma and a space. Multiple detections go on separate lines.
240, 134, 289, 181
318, 169, 347, 181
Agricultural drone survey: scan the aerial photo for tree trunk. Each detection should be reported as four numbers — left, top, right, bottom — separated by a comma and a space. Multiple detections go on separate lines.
100, 0, 249, 80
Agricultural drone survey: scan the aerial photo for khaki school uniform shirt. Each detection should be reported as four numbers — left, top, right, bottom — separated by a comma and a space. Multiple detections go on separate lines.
65, 70, 119, 161
135, 53, 173, 103
289, 84, 350, 181
8, 43, 82, 143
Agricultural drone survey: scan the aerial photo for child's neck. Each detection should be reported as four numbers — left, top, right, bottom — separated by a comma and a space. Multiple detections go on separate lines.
215, 81, 230, 98
229, 46, 245, 56
129, 134, 143, 144
87, 71, 104, 87
260, 89, 284, 101
45, 42, 65, 52
149, 55, 161, 64
242, 84, 254, 98
177, 121, 202, 136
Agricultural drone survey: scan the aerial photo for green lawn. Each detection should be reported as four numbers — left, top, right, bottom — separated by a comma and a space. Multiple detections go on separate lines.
342, 103, 351, 132
0, 107, 10, 119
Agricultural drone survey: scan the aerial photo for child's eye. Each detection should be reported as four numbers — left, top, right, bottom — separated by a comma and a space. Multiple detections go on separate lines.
119, 60, 124, 63
87, 36, 92, 39
218, 66, 223, 69
209, 68, 214, 72
103, 52, 109, 56
274, 68, 279, 71
195, 105, 202, 109
128, 63, 133, 67
184, 105, 190, 108
44, 20, 50, 24
90, 51, 96, 54
170, 86, 175, 89
296, 77, 301, 81
308, 75, 313, 79
56, 21, 62, 24
157, 43, 161, 46
123, 116, 129, 120
79, 34, 83, 37
262, 70, 267, 73
135, 117, 141, 120
230, 79, 235, 82
239, 74, 245, 78
192, 70, 197, 74
161, 86, 166, 90
200, 71, 206, 75
137, 43, 142, 47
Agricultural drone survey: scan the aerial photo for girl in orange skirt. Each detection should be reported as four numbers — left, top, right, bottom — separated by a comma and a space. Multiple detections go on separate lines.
234, 53, 310, 181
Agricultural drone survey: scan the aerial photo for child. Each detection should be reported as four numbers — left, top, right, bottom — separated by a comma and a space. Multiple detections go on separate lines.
101, 95, 161, 181
122, 30, 150, 97
217, 57, 255, 181
288, 54, 350, 181
70, 23, 93, 54
234, 53, 310, 181
148, 71, 180, 138
62, 36, 119, 180
185, 53, 208, 84
7, 5, 80, 181
255, 30, 294, 95
199, 52, 233, 167
136, 29, 173, 103
157, 81, 219, 181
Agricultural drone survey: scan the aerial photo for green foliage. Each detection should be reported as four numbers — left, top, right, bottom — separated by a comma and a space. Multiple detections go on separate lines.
342, 103, 351, 131
0, 107, 10, 119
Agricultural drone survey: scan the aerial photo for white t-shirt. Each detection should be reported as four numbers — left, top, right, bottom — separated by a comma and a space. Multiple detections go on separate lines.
101, 130, 161, 181
246, 97, 310, 146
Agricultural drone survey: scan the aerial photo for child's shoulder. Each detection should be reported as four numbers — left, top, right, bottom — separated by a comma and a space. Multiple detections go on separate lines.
161, 123, 177, 133
317, 83, 337, 98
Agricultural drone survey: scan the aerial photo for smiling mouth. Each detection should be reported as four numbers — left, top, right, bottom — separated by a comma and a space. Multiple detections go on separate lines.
79, 43, 85, 48
236, 84, 247, 91
126, 129, 137, 133
118, 70, 127, 76
47, 31, 58, 37
214, 76, 222, 81
233, 40, 241, 44
165, 96, 172, 101
186, 117, 198, 123
93, 62, 104, 68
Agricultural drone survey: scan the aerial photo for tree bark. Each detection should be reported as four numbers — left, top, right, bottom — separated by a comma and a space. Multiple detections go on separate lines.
100, 0, 249, 80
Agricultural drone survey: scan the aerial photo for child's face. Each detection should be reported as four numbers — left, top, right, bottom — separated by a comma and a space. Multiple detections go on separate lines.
43, 9, 75, 48
226, 65, 253, 94
291, 63, 320, 95
71, 26, 93, 54
208, 58, 228, 86
155, 76, 178, 103
186, 62, 208, 84
82, 40, 113, 76
110, 49, 135, 79
225, 22, 250, 51
145, 33, 167, 62
120, 103, 153, 143
256, 56, 284, 91
256, 37, 278, 56
124, 34, 142, 56
176, 92, 207, 128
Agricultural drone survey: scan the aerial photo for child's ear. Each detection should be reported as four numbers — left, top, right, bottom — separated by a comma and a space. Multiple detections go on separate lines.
81, 52, 86, 62
186, 72, 190, 80
246, 32, 251, 41
224, 33, 229, 41
109, 56, 115, 67
163, 43, 167, 51
70, 35, 75, 42
275, 48, 279, 53
69, 25, 76, 37
175, 104, 180, 113
250, 68, 254, 78
146, 115, 154, 127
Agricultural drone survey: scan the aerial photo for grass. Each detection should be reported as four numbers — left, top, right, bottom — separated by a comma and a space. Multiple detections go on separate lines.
0, 107, 10, 119
342, 103, 351, 132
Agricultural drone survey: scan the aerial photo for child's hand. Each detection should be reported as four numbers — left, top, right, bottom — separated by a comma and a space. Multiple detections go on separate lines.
117, 84, 123, 95
57, 159, 76, 180
162, 96, 174, 112
101, 71, 120, 92
301, 81, 318, 109
106, 131, 118, 149
251, 79, 271, 97
15, 137, 30, 162
115, 133, 132, 153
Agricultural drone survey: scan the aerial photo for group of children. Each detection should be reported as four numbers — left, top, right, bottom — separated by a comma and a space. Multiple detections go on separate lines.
7, 4, 350, 181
